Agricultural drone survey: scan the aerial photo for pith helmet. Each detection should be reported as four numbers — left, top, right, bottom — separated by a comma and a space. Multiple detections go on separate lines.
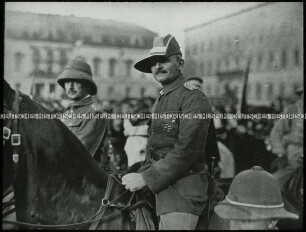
134, 34, 182, 73
57, 58, 97, 95
214, 166, 299, 221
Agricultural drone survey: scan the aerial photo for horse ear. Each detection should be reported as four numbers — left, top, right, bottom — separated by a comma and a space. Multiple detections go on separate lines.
4, 79, 13, 91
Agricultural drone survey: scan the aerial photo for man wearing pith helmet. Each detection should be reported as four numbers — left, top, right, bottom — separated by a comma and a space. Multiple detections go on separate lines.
214, 166, 299, 230
57, 58, 109, 168
122, 34, 220, 230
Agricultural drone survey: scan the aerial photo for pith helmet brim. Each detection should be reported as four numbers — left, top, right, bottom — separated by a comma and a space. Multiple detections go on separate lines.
214, 198, 299, 221
57, 69, 97, 95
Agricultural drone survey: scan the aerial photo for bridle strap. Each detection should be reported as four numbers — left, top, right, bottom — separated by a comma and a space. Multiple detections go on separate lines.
2, 174, 140, 229
2, 190, 139, 229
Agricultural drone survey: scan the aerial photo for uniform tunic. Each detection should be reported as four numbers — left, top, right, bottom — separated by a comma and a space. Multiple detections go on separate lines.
62, 96, 108, 165
140, 74, 213, 216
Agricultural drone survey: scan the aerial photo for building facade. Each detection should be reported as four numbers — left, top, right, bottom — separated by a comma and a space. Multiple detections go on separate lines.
184, 2, 303, 106
5, 11, 160, 101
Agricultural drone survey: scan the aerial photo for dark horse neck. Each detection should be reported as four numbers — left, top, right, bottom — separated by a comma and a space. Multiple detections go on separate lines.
3, 81, 110, 228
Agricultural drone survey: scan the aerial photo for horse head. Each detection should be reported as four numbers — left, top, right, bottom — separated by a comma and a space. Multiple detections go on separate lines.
2, 80, 136, 229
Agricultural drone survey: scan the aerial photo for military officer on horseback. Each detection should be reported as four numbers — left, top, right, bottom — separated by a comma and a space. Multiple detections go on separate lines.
57, 58, 109, 168
122, 34, 221, 230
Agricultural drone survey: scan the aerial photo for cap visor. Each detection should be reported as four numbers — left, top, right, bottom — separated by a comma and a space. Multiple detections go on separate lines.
134, 55, 166, 74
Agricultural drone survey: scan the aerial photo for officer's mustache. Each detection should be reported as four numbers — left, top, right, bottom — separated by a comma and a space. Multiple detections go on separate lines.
156, 69, 167, 75
68, 89, 76, 94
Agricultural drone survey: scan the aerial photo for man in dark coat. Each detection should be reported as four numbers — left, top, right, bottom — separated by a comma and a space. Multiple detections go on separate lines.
122, 34, 219, 230
57, 58, 109, 167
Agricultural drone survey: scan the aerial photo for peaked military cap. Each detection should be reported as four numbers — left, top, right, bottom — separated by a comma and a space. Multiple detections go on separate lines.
57, 58, 97, 95
134, 34, 182, 73
215, 166, 299, 221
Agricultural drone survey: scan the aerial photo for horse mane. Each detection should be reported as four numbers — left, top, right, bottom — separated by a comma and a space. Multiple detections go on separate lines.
5, 85, 109, 226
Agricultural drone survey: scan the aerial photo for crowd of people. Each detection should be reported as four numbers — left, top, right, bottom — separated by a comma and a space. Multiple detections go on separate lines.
34, 88, 300, 176
29, 34, 302, 230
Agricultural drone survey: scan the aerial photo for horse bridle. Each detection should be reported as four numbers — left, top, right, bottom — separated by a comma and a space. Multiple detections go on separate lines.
3, 89, 22, 164
3, 160, 146, 229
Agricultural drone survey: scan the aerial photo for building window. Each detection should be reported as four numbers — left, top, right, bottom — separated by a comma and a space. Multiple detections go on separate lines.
59, 49, 68, 71
34, 83, 44, 98
267, 83, 273, 99
14, 52, 24, 72
46, 49, 54, 73
255, 83, 262, 100
49, 83, 56, 94
93, 57, 102, 77
126, 59, 133, 77
109, 58, 116, 77
281, 48, 287, 69
207, 60, 212, 76
31, 47, 41, 71
294, 48, 300, 66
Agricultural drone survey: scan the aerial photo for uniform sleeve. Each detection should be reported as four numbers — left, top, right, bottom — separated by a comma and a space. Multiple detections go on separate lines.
141, 91, 212, 193
77, 112, 109, 156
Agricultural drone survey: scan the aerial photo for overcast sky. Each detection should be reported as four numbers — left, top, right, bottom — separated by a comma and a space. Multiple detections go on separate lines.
5, 2, 263, 50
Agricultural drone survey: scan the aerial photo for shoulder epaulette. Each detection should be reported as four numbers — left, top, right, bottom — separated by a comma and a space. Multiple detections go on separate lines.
91, 104, 101, 111
184, 81, 198, 90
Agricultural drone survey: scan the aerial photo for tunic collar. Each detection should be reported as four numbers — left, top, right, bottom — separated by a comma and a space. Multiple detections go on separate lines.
68, 95, 93, 108
161, 74, 186, 95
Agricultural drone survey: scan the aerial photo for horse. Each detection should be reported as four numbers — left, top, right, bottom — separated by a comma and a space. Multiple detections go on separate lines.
2, 80, 156, 230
